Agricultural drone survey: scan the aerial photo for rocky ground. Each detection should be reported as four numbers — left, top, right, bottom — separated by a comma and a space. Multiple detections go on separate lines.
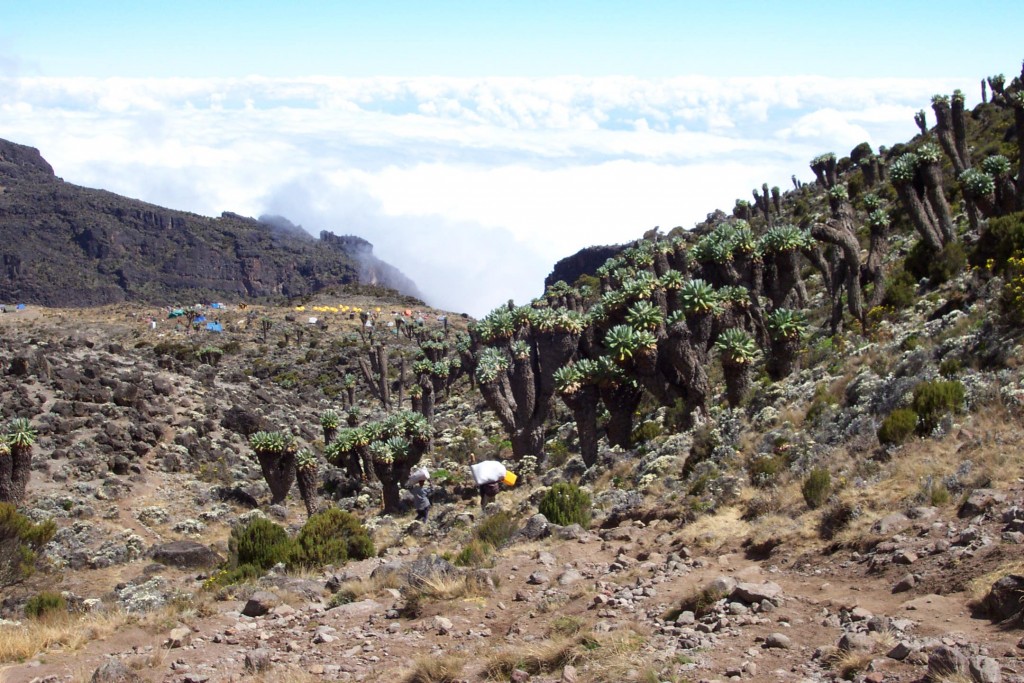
2, 296, 1024, 683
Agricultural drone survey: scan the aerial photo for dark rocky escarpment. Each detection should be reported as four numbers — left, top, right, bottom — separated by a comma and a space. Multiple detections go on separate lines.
0, 138, 419, 306
544, 244, 624, 290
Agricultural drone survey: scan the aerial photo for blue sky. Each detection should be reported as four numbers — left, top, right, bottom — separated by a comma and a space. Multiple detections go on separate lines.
3, 1, 1021, 78
1, 2, 1022, 314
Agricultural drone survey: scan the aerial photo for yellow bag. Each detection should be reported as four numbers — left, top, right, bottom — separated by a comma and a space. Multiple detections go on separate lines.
503, 471, 517, 486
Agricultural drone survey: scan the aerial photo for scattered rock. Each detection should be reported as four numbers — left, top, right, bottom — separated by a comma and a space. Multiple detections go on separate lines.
241, 591, 280, 617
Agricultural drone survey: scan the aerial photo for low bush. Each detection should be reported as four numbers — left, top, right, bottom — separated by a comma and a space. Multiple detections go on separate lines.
474, 511, 519, 548
801, 468, 831, 510
0, 503, 56, 587
906, 240, 967, 286
291, 508, 375, 569
454, 539, 493, 567
970, 210, 1024, 271
538, 483, 592, 527
228, 517, 295, 571
24, 591, 66, 620
912, 380, 965, 434
881, 268, 917, 310
877, 408, 918, 446
747, 453, 785, 487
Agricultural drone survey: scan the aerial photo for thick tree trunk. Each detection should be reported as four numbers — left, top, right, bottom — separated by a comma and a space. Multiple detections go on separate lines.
921, 160, 956, 244
895, 182, 943, 252
600, 382, 643, 449
562, 387, 600, 467
0, 448, 14, 504
722, 362, 750, 408
256, 450, 297, 505
767, 337, 800, 380
296, 467, 320, 517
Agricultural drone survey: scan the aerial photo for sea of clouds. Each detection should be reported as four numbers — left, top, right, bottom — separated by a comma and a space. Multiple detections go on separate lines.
0, 75, 966, 316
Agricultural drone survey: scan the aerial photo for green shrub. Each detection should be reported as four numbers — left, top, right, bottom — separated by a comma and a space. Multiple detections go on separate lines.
970, 210, 1024, 271
290, 508, 375, 569
881, 268, 917, 310
632, 420, 662, 443
747, 454, 785, 487
538, 483, 592, 527
474, 510, 519, 548
228, 517, 295, 571
801, 468, 831, 510
912, 380, 965, 434
453, 539, 493, 567
0, 503, 56, 587
877, 408, 918, 445
905, 240, 967, 285
938, 358, 962, 378
24, 591, 66, 619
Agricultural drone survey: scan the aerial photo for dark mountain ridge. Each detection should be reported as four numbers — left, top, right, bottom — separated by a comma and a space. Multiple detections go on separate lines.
0, 138, 420, 307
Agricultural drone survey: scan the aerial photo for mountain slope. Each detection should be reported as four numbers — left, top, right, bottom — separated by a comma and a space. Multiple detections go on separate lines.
0, 138, 419, 306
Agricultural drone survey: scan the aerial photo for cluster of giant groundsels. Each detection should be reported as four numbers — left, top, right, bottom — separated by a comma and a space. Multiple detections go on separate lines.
4, 64, 1024, 529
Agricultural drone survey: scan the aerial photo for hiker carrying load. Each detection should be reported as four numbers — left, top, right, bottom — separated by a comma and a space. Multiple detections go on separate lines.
406, 468, 432, 522
470, 459, 516, 509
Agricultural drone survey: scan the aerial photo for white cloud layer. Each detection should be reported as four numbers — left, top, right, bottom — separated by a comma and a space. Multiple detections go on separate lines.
0, 75, 965, 315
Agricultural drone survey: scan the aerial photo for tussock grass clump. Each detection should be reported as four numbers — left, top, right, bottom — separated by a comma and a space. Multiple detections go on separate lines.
24, 591, 66, 620
912, 380, 964, 434
0, 610, 125, 663
474, 510, 519, 548
400, 654, 466, 683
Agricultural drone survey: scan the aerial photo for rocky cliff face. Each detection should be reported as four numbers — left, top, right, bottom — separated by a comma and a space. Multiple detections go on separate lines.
0, 139, 420, 307
544, 243, 624, 290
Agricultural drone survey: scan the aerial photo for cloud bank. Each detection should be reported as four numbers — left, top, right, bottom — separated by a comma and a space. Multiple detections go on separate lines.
0, 75, 965, 315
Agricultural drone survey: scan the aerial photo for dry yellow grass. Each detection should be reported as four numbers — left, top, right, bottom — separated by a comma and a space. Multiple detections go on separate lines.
966, 559, 1024, 604
399, 654, 466, 683
482, 629, 647, 682
0, 611, 127, 663
676, 505, 751, 550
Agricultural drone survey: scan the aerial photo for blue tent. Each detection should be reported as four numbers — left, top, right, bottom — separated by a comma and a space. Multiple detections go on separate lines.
16, 303, 26, 310
205, 322, 223, 333
195, 315, 206, 323
211, 302, 224, 309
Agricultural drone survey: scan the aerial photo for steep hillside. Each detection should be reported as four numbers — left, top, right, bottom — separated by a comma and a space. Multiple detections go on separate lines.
0, 139, 420, 307
3, 63, 1024, 683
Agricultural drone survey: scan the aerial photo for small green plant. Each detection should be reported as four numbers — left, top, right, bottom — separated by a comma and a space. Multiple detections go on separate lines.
538, 483, 592, 527
877, 408, 918, 446
801, 468, 831, 510
24, 591, 66, 620
938, 358, 962, 378
549, 615, 583, 637
747, 453, 785, 487
912, 379, 965, 434
881, 268, 916, 310
290, 508, 375, 569
454, 539, 493, 567
227, 516, 295, 572
0, 502, 56, 587
474, 510, 519, 548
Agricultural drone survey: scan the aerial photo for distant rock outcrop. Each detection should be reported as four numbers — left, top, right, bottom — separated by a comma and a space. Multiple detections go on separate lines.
0, 138, 420, 306
544, 244, 624, 290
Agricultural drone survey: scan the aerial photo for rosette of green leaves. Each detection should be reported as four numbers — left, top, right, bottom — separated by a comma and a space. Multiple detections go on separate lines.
714, 328, 758, 365
5, 418, 36, 448
475, 347, 510, 384
917, 142, 942, 164
533, 308, 586, 334
868, 210, 891, 230
960, 168, 995, 198
659, 270, 685, 291
760, 225, 812, 254
604, 325, 656, 362
765, 308, 808, 341
622, 271, 658, 300
811, 152, 835, 167
296, 449, 318, 471
554, 364, 584, 395
718, 285, 750, 308
981, 155, 1011, 177
889, 153, 920, 184
510, 340, 531, 361
625, 300, 663, 331
678, 279, 722, 315
862, 193, 881, 211
320, 410, 341, 430
476, 308, 516, 343
827, 185, 848, 202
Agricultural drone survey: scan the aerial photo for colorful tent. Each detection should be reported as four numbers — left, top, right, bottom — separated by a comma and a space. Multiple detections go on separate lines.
168, 309, 185, 318
205, 322, 223, 333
